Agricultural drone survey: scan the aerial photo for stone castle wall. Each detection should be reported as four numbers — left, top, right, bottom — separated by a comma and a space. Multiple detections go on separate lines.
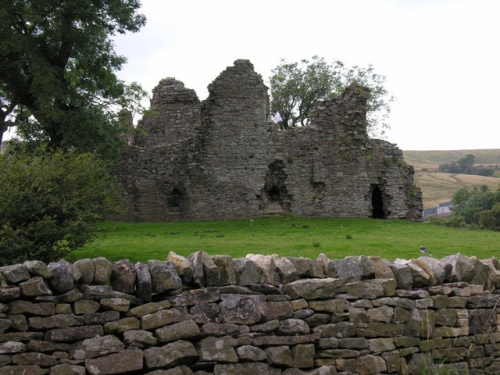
113, 60, 422, 222
1, 252, 500, 374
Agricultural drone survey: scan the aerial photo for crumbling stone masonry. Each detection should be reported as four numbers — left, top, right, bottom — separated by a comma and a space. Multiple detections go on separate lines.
113, 59, 422, 222
1, 252, 500, 374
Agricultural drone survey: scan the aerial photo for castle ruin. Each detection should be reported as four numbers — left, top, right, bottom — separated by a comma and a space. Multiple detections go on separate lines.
114, 59, 422, 222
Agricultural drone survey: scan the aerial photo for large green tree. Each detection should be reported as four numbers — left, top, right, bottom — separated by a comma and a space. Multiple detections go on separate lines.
269, 56, 394, 136
0, 0, 146, 157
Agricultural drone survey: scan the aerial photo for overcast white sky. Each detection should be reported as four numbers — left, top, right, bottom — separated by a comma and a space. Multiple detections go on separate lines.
112, 0, 499, 151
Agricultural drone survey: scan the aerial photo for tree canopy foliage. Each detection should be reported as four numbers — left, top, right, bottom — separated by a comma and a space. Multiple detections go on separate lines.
438, 154, 496, 177
0, 0, 146, 158
0, 145, 120, 265
269, 56, 394, 137
431, 185, 500, 231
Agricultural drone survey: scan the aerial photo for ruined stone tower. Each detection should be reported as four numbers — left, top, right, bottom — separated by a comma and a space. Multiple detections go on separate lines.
113, 59, 422, 222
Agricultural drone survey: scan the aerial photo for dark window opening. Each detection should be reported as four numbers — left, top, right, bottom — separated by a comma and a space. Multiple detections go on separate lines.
261, 160, 291, 212
268, 186, 281, 202
167, 188, 182, 209
371, 185, 386, 219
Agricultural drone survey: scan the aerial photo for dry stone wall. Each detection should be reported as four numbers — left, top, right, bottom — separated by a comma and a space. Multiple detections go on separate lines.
1, 252, 500, 374
113, 60, 422, 222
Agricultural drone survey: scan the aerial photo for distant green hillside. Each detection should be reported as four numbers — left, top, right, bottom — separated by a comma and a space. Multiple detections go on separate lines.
403, 149, 500, 209
403, 149, 500, 171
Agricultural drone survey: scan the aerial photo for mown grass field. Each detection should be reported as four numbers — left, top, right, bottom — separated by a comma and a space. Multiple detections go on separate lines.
75, 216, 500, 263
73, 149, 500, 263
403, 149, 500, 208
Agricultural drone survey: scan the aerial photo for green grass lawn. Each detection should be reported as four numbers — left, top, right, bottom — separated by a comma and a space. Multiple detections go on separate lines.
73, 216, 500, 263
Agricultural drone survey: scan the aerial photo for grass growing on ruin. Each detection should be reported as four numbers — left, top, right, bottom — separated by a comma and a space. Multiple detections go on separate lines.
73, 216, 500, 263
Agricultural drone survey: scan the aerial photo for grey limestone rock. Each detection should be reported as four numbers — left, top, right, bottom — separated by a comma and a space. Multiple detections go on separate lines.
93, 257, 113, 285
135, 261, 152, 302
329, 258, 363, 283
155, 320, 201, 343
168, 251, 194, 284
19, 277, 52, 297
144, 340, 198, 370
441, 252, 476, 282
111, 259, 136, 294
123, 329, 158, 347
148, 260, 182, 294
245, 254, 280, 286
196, 336, 238, 362
73, 258, 95, 284
283, 278, 345, 300
23, 260, 53, 279
71, 334, 124, 360
85, 349, 143, 374
233, 258, 262, 286
0, 264, 30, 284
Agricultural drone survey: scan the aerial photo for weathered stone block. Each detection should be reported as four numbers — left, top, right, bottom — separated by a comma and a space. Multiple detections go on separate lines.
342, 281, 385, 299
328, 258, 363, 282
23, 261, 53, 279
0, 286, 20, 302
144, 340, 198, 370
211, 255, 236, 286
170, 288, 220, 307
9, 301, 55, 316
308, 299, 349, 314
253, 333, 320, 346
123, 329, 158, 347
219, 294, 263, 324
233, 258, 262, 286
292, 344, 315, 369
367, 338, 395, 353
213, 363, 281, 375
356, 354, 386, 374
283, 278, 345, 300
28, 314, 83, 330
200, 322, 243, 336
196, 336, 238, 362
12, 352, 58, 366
50, 364, 86, 375
74, 300, 100, 315
255, 300, 293, 322
245, 254, 280, 286
278, 318, 310, 335
93, 257, 113, 285
155, 320, 200, 343
127, 300, 171, 318
71, 335, 124, 360
135, 261, 152, 302
265, 345, 293, 367
104, 317, 140, 334
0, 265, 30, 284
236, 345, 267, 361
0, 341, 26, 354
141, 307, 191, 330
73, 258, 95, 285
111, 259, 136, 294
148, 260, 182, 293
85, 349, 143, 374
44, 325, 103, 342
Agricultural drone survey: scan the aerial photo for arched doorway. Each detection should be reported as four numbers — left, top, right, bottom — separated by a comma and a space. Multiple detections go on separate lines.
260, 160, 291, 213
371, 185, 385, 219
